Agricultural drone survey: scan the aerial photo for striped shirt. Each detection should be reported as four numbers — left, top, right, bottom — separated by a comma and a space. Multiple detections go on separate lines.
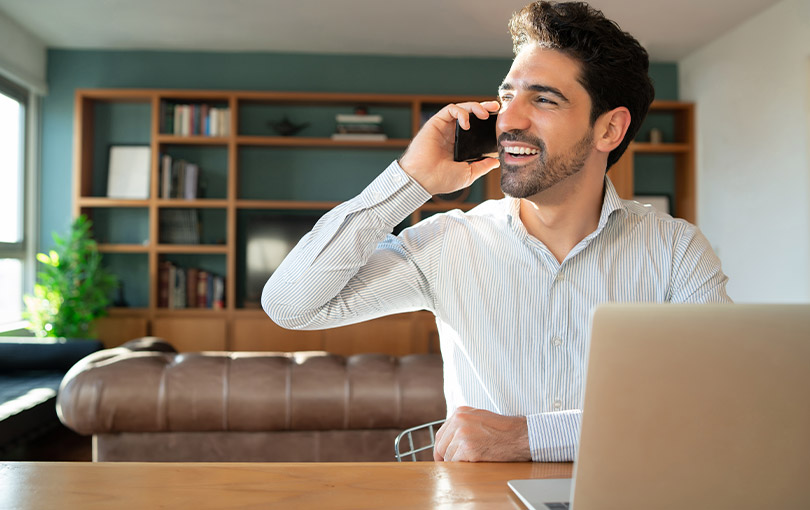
262, 160, 731, 462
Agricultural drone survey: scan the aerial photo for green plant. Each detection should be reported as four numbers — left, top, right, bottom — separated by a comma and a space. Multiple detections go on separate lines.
23, 215, 118, 338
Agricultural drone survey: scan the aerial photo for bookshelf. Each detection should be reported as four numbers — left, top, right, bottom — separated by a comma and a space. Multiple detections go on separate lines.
73, 89, 695, 352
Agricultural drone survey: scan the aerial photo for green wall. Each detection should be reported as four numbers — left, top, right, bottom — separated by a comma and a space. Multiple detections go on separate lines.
40, 49, 679, 251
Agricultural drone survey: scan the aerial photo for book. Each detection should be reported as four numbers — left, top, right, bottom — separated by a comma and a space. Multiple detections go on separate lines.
186, 267, 199, 309
197, 270, 209, 308
212, 275, 225, 310
183, 163, 199, 199
107, 146, 151, 199
159, 209, 200, 244
160, 154, 172, 199
158, 261, 171, 308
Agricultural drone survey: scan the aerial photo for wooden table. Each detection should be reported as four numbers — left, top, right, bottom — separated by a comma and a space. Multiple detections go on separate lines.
0, 461, 572, 509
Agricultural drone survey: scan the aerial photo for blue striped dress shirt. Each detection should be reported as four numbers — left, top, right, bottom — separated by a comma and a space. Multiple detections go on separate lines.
262, 160, 731, 462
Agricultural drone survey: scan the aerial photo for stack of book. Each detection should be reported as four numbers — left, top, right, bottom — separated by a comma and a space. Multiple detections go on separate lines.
331, 113, 387, 141
162, 103, 231, 136
160, 155, 200, 199
158, 261, 225, 309
159, 209, 200, 245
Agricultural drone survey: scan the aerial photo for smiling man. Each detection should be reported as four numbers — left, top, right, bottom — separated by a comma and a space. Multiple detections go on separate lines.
262, 1, 730, 462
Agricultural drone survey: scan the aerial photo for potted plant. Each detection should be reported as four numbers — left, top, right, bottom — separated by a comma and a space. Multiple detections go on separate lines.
23, 215, 118, 339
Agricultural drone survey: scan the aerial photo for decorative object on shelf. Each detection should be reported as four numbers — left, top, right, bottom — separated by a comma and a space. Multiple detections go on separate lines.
648, 128, 663, 144
23, 215, 119, 339
268, 116, 310, 136
634, 194, 671, 215
159, 209, 201, 245
332, 109, 387, 141
106, 145, 150, 199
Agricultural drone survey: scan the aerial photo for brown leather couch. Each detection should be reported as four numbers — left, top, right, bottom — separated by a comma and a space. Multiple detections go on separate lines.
57, 338, 444, 462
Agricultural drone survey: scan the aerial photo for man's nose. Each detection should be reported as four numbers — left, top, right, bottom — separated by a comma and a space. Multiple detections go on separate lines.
496, 100, 532, 135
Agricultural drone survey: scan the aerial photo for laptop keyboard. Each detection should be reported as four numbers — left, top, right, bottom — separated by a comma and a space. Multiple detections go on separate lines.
544, 503, 570, 510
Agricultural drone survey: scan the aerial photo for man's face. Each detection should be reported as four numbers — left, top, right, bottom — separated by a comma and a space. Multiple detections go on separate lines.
497, 45, 596, 198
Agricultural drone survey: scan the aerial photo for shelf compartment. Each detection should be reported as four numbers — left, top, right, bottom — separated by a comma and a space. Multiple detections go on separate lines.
238, 146, 402, 201
81, 206, 149, 246
238, 101, 413, 139
79, 100, 152, 199
159, 144, 228, 199
101, 252, 149, 308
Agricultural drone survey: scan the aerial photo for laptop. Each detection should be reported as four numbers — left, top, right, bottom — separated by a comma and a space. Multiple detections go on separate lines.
509, 303, 810, 510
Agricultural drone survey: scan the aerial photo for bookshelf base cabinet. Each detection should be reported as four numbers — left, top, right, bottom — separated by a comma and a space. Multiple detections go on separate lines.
75, 89, 695, 354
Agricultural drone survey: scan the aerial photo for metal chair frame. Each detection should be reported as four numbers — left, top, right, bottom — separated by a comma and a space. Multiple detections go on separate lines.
394, 419, 446, 462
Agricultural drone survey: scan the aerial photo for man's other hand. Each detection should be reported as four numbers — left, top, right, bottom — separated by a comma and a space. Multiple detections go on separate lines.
433, 406, 531, 462
398, 101, 500, 196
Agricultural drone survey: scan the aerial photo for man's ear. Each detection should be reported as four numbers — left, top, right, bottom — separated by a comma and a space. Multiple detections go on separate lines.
594, 107, 631, 154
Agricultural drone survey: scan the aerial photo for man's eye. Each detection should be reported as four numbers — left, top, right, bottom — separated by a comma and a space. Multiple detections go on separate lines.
499, 94, 513, 103
536, 97, 557, 105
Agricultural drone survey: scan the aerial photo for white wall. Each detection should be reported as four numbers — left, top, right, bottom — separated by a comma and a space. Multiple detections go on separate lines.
0, 9, 47, 93
680, 0, 810, 303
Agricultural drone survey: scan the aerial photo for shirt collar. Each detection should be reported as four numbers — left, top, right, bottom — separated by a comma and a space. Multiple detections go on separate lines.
506, 175, 627, 239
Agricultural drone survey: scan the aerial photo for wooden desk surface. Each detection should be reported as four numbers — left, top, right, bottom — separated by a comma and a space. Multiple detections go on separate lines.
0, 461, 572, 509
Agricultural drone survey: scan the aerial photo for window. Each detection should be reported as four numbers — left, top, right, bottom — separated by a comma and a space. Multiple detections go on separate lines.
0, 75, 29, 328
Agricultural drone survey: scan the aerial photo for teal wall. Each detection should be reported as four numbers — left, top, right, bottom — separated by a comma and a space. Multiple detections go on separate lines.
40, 49, 678, 250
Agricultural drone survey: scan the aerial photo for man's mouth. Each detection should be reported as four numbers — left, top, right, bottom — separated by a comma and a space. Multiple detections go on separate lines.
500, 144, 541, 165
502, 146, 540, 156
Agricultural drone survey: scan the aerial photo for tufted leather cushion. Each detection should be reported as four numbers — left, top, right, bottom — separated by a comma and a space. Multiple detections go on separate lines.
57, 342, 445, 437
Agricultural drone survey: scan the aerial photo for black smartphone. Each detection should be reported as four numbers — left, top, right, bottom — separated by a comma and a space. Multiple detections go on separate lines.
453, 114, 498, 162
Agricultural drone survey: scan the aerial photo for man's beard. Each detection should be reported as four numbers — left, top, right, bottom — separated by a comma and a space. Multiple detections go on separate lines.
499, 128, 594, 199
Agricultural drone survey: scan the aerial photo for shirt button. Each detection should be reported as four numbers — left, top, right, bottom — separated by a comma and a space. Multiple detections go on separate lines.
371, 191, 383, 202
553, 400, 562, 410
555, 272, 564, 282
553, 337, 562, 347
391, 173, 403, 184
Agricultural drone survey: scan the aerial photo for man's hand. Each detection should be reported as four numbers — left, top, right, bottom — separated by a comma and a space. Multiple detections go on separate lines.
433, 406, 531, 462
398, 101, 501, 196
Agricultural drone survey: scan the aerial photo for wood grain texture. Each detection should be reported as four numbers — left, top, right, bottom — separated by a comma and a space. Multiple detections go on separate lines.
0, 461, 572, 510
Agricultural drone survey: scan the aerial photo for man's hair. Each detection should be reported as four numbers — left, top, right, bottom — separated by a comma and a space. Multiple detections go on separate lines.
509, 1, 655, 170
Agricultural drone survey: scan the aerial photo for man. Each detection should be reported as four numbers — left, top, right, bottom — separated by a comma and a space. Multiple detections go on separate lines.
262, 1, 730, 462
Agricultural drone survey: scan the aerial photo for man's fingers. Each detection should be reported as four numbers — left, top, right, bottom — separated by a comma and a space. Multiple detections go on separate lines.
469, 157, 500, 182
442, 102, 499, 130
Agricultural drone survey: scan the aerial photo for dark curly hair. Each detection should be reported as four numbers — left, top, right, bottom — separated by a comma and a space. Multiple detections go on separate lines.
509, 1, 655, 170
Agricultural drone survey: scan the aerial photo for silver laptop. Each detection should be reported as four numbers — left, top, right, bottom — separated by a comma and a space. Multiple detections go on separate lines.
509, 303, 810, 510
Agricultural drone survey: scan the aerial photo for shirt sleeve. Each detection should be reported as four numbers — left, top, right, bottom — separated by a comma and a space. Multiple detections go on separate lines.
526, 410, 582, 462
669, 223, 732, 303
261, 160, 435, 330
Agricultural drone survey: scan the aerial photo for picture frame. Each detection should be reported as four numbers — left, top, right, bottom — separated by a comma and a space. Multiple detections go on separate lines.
633, 194, 671, 215
107, 145, 151, 199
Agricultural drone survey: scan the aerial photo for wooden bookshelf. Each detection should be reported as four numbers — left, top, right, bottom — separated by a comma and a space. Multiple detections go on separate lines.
74, 89, 695, 352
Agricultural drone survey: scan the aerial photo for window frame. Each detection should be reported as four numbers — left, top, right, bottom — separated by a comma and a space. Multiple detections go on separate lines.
0, 73, 38, 331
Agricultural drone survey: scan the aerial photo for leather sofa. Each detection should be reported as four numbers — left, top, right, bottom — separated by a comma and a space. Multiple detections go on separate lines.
57, 338, 445, 462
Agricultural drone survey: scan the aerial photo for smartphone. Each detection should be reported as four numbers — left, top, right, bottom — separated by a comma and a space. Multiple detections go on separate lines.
453, 114, 498, 162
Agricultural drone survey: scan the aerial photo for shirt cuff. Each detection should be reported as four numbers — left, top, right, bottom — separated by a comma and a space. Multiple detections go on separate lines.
526, 409, 582, 462
358, 160, 432, 227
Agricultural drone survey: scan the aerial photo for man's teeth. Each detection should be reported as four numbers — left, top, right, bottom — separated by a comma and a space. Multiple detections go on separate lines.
504, 146, 539, 155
